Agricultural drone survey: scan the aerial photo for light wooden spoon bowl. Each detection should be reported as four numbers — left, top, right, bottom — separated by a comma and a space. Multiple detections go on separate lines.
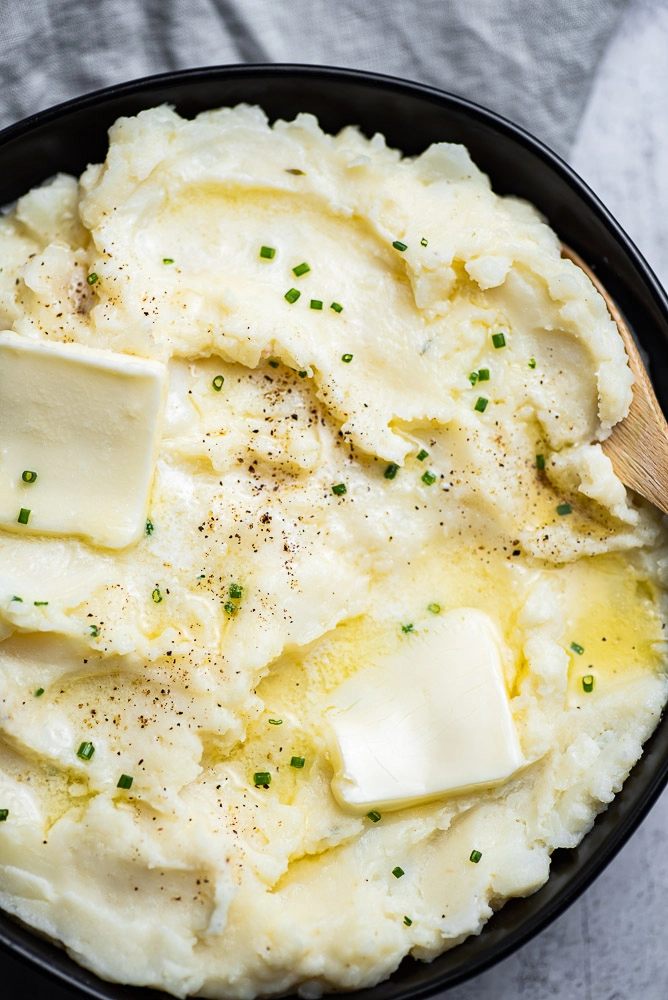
561, 244, 668, 517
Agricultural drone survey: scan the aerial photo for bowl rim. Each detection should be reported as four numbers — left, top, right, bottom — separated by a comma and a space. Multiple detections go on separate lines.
1, 59, 668, 1000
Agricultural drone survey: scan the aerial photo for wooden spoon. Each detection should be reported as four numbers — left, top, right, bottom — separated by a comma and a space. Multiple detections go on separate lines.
561, 244, 668, 516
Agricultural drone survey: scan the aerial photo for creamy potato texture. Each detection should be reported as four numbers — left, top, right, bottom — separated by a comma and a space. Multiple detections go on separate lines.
0, 105, 667, 998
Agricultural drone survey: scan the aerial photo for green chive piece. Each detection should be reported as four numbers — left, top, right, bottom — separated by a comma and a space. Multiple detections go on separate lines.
470, 849, 482, 864
341, 353, 353, 363
229, 583, 243, 599
90, 624, 100, 637
570, 642, 585, 655
392, 241, 407, 252
582, 674, 595, 692
421, 470, 437, 486
212, 375, 225, 391
285, 288, 301, 304
292, 262, 310, 277
536, 454, 545, 471
392, 866, 405, 878
269, 359, 279, 368
420, 237, 428, 247
416, 449, 429, 462
528, 358, 537, 369
162, 257, 174, 265
86, 273, 99, 286
77, 741, 94, 761
310, 299, 323, 310
401, 623, 414, 634
330, 301, 343, 313
403, 915, 413, 926
290, 756, 305, 768
557, 503, 572, 516
477, 368, 490, 382
11, 596, 22, 602
34, 601, 48, 607
17, 508, 30, 525
285, 168, 305, 175
469, 371, 479, 385
298, 370, 308, 378
151, 587, 163, 604
21, 470, 37, 484
332, 483, 347, 496
260, 246, 276, 260
492, 332, 506, 349
0, 809, 8, 822
254, 772, 271, 787
35, 688, 44, 697
474, 397, 488, 413
427, 603, 441, 614
268, 718, 282, 726
223, 601, 237, 615
145, 518, 154, 535
117, 774, 133, 790
367, 810, 382, 822
384, 463, 399, 480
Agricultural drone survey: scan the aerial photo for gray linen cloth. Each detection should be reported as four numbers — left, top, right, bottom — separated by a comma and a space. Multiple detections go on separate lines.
0, 0, 627, 158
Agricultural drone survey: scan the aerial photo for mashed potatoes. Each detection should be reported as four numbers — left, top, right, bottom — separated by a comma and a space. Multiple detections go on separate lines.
0, 104, 667, 999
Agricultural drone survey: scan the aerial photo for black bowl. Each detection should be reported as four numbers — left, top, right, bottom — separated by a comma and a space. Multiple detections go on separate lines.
1, 64, 668, 1000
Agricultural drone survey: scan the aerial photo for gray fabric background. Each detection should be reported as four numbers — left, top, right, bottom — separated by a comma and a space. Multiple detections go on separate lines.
0, 0, 628, 157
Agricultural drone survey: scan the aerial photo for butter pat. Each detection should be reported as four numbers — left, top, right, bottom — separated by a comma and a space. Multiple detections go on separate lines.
0, 332, 166, 548
328, 608, 524, 812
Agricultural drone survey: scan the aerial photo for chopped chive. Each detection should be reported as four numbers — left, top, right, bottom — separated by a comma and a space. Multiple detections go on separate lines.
298, 370, 308, 378
269, 359, 279, 368
392, 241, 407, 252
536, 454, 545, 471
582, 674, 595, 692
310, 299, 323, 310
556, 503, 572, 516
162, 257, 174, 265
151, 587, 163, 604
285, 168, 305, 175
11, 596, 22, 602
401, 623, 414, 634
392, 866, 405, 878
492, 332, 506, 349
421, 470, 437, 486
332, 483, 347, 496
367, 810, 382, 822
254, 771, 271, 787
403, 915, 413, 926
290, 756, 305, 768
229, 583, 243, 599
285, 288, 301, 304
86, 273, 99, 286
223, 601, 237, 615
570, 642, 585, 655
21, 470, 37, 483
469, 371, 479, 385
420, 237, 428, 247
528, 358, 537, 369
34, 601, 48, 607
292, 262, 310, 277
212, 375, 225, 391
330, 301, 343, 313
145, 518, 154, 535
0, 809, 8, 822
260, 246, 276, 260
477, 368, 490, 382
77, 741, 94, 761
268, 718, 282, 726
197, 574, 206, 580
17, 508, 30, 525
117, 774, 133, 789
341, 353, 353, 363
35, 688, 44, 697
416, 449, 429, 462
384, 463, 399, 480
89, 624, 100, 637
469, 849, 482, 864
474, 397, 488, 413
427, 603, 441, 614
